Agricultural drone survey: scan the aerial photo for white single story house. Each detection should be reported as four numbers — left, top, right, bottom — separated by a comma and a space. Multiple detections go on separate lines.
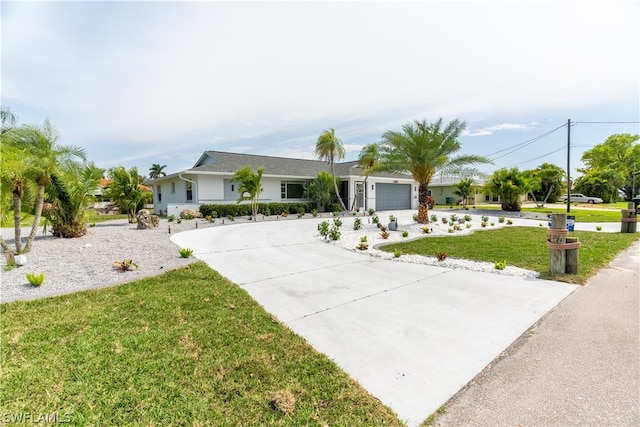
149, 151, 424, 216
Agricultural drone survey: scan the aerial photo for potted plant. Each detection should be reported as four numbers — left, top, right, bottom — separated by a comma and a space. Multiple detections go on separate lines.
388, 214, 398, 231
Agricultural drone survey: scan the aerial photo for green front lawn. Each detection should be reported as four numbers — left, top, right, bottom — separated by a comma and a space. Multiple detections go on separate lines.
1, 262, 402, 426
381, 227, 639, 284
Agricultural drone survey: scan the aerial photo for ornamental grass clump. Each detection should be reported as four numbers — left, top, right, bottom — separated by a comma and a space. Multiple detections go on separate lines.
179, 248, 194, 258
26, 272, 45, 287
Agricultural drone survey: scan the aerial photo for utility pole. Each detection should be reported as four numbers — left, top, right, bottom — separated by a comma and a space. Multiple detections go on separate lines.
566, 119, 571, 213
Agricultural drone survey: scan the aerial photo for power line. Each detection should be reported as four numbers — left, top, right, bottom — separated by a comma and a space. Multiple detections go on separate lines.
485, 123, 566, 161
509, 146, 567, 168
573, 121, 640, 124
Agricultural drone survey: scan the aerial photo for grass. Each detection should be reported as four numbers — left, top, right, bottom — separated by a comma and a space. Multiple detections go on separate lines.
381, 227, 639, 284
519, 207, 624, 223
0, 262, 402, 426
1, 211, 130, 228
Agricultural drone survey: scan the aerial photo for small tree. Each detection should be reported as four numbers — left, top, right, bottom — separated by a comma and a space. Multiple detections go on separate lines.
104, 166, 150, 223
304, 171, 335, 212
484, 168, 534, 211
42, 163, 102, 238
231, 165, 264, 219
314, 128, 347, 211
452, 178, 474, 208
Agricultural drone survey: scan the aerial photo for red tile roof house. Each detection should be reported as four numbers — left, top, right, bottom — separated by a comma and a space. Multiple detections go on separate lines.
148, 151, 427, 218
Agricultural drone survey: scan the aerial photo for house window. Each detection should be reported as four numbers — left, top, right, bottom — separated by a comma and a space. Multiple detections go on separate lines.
281, 181, 305, 199
485, 195, 490, 201
157, 185, 162, 202
186, 182, 193, 201
492, 195, 499, 202
171, 182, 176, 194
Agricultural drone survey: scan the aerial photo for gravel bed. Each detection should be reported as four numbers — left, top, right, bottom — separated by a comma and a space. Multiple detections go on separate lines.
0, 218, 202, 303
1, 211, 544, 303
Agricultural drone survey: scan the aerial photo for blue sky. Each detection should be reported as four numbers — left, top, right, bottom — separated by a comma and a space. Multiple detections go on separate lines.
2, 0, 638, 179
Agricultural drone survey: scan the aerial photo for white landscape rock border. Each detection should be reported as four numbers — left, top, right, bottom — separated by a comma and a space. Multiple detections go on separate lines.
315, 211, 542, 278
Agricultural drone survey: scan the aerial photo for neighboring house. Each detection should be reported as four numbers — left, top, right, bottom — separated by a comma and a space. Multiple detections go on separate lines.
149, 151, 422, 216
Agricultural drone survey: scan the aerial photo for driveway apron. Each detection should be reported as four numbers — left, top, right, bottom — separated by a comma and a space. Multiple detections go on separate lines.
171, 218, 576, 426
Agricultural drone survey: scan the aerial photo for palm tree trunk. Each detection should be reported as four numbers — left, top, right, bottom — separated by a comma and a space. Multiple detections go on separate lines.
418, 182, 429, 224
331, 162, 346, 211
24, 184, 45, 252
12, 191, 22, 253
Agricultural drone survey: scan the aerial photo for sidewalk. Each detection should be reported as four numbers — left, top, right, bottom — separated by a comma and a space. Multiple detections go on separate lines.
434, 239, 640, 427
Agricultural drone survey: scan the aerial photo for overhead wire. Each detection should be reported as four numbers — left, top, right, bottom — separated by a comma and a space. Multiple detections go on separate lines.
483, 123, 567, 162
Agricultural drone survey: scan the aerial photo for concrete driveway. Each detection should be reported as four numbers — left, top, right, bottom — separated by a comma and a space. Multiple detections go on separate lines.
171, 218, 576, 426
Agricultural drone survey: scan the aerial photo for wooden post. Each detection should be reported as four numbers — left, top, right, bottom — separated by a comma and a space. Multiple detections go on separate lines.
566, 237, 579, 274
548, 213, 567, 274
621, 202, 637, 233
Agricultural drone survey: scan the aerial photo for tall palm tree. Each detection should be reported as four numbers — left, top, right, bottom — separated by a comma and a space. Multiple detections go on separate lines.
314, 128, 347, 211
378, 118, 491, 223
149, 164, 167, 180
21, 119, 87, 251
351, 143, 381, 210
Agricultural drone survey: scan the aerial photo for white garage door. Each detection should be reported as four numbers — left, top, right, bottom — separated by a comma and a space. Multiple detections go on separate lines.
375, 183, 411, 211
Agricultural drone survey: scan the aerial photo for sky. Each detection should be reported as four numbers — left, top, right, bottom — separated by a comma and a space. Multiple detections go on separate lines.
2, 0, 639, 179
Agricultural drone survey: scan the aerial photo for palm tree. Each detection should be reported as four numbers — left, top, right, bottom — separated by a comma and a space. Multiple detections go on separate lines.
484, 168, 534, 211
351, 143, 381, 211
149, 164, 167, 180
314, 128, 347, 211
378, 118, 491, 223
21, 119, 87, 251
231, 166, 264, 219
105, 166, 150, 223
452, 178, 475, 208
42, 163, 102, 238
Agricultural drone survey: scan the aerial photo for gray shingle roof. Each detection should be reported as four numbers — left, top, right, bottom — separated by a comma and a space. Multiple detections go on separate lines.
189, 151, 412, 180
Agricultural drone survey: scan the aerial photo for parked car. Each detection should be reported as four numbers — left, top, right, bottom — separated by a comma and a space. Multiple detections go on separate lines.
560, 193, 603, 204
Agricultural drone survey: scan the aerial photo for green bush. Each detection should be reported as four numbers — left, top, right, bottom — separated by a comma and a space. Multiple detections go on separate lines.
26, 272, 45, 287
179, 248, 194, 258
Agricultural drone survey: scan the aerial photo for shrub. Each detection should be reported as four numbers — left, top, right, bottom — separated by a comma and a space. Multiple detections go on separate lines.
494, 259, 507, 270
449, 214, 458, 223
430, 214, 438, 223
464, 214, 472, 222
413, 213, 420, 223
481, 214, 489, 222
596, 225, 602, 231
168, 215, 176, 222
297, 206, 305, 218
389, 214, 397, 222
180, 209, 200, 220
435, 251, 448, 261
333, 217, 343, 227
114, 259, 138, 272
490, 222, 495, 226
466, 223, 472, 229
393, 248, 402, 258
179, 248, 194, 258
360, 236, 368, 243
311, 209, 318, 217
506, 219, 513, 225
26, 272, 45, 287
368, 208, 375, 216
402, 230, 409, 237
356, 242, 369, 250
371, 215, 380, 226
422, 227, 431, 234
318, 221, 330, 239
380, 230, 390, 239
329, 225, 341, 240
353, 218, 362, 230
481, 221, 488, 228
448, 228, 454, 233
498, 216, 506, 223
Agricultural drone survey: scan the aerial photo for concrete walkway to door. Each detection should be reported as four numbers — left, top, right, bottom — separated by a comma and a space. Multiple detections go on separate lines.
171, 218, 577, 426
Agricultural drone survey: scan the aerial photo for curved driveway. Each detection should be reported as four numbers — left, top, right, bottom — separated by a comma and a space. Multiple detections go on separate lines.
171, 217, 576, 426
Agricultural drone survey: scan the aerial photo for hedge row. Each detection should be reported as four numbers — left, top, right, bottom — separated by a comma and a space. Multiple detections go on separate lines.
199, 202, 322, 218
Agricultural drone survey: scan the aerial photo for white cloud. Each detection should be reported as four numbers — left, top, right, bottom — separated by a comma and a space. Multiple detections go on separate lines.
464, 123, 535, 137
